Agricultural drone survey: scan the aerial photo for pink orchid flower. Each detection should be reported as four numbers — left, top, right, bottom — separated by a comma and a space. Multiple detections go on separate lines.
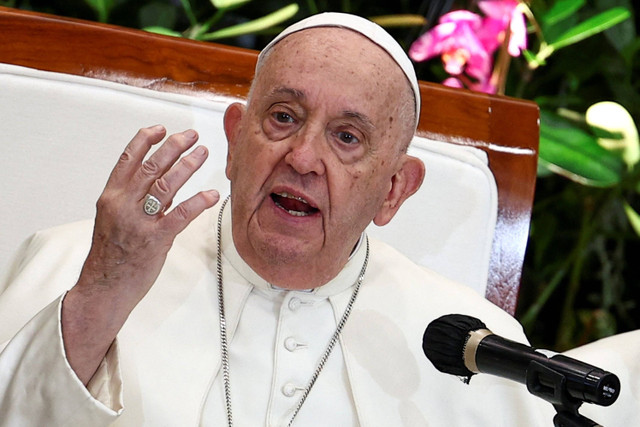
478, 0, 527, 56
409, 10, 493, 82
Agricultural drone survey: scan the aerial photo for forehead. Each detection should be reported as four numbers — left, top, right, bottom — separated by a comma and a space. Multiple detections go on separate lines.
270, 27, 393, 63
255, 28, 408, 110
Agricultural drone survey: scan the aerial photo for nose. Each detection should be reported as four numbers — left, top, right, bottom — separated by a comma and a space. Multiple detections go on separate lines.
284, 128, 326, 176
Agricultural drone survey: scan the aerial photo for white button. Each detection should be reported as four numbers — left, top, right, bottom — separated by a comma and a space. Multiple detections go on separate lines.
288, 297, 313, 311
288, 297, 301, 311
282, 383, 297, 397
284, 337, 298, 351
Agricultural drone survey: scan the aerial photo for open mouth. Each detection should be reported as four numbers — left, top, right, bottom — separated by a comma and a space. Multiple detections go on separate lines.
271, 192, 319, 217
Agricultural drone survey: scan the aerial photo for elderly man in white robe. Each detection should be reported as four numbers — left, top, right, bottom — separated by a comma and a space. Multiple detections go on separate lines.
0, 12, 554, 426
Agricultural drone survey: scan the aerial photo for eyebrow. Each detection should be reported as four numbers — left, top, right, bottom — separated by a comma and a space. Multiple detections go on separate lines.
267, 86, 377, 132
342, 110, 376, 133
267, 86, 306, 101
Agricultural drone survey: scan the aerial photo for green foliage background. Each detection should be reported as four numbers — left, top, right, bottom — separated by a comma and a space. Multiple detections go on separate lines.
5, 0, 639, 351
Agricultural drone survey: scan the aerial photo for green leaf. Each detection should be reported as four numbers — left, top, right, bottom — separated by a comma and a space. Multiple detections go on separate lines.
548, 7, 631, 52
143, 26, 184, 38
541, 0, 585, 27
211, 0, 251, 10
201, 4, 299, 41
83, 0, 116, 22
179, 0, 198, 27
537, 160, 555, 177
539, 109, 624, 187
523, 48, 546, 69
597, 0, 636, 52
369, 14, 426, 28
139, 2, 178, 29
623, 202, 640, 237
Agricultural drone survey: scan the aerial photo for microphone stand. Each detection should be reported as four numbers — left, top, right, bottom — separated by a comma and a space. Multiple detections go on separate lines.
525, 361, 603, 427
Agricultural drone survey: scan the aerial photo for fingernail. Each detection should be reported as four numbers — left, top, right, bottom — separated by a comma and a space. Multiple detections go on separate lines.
184, 129, 197, 139
195, 146, 207, 156
151, 124, 165, 132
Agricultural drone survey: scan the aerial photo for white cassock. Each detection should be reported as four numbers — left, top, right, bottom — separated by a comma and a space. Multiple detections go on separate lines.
0, 202, 556, 426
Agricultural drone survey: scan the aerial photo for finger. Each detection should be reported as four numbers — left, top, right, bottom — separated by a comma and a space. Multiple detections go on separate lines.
107, 125, 167, 188
146, 145, 209, 209
131, 129, 199, 198
162, 190, 220, 235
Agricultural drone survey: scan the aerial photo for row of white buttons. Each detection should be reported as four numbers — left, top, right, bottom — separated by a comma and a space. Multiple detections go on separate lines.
281, 295, 315, 398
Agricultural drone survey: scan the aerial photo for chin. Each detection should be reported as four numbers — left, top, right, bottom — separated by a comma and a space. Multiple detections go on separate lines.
256, 235, 316, 265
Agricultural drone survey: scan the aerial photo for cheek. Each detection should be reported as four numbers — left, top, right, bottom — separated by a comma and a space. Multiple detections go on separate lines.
341, 167, 385, 206
232, 127, 278, 171
364, 164, 395, 204
347, 169, 364, 190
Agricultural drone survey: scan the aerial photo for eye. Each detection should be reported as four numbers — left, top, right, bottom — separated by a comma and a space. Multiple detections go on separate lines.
273, 111, 295, 124
328, 124, 368, 164
263, 105, 300, 141
337, 131, 359, 145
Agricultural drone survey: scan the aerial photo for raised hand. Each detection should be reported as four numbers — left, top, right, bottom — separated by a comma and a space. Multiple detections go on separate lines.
62, 125, 219, 384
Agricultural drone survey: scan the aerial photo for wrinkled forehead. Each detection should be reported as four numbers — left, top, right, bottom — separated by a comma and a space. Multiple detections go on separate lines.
256, 12, 420, 128
261, 28, 401, 80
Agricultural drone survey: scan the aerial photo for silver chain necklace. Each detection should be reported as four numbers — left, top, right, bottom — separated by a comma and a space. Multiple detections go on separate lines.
215, 196, 370, 427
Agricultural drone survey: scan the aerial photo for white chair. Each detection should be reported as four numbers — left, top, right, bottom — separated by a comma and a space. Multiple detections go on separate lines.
0, 6, 540, 314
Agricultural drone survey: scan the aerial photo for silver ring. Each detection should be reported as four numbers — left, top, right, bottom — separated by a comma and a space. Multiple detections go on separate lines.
143, 194, 162, 216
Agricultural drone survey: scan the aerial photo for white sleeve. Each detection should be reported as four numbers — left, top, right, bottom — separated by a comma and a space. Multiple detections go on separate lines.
0, 294, 123, 427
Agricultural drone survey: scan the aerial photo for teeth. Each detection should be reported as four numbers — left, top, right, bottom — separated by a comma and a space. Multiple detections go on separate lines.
287, 210, 310, 217
276, 192, 309, 204
273, 192, 313, 217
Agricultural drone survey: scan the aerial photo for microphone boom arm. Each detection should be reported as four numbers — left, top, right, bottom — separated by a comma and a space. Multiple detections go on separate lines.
527, 360, 601, 427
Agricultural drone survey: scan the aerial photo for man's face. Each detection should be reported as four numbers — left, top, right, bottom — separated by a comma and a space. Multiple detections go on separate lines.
224, 28, 420, 289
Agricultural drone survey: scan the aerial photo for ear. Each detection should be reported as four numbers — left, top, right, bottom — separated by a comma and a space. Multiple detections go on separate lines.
373, 154, 425, 226
223, 102, 246, 180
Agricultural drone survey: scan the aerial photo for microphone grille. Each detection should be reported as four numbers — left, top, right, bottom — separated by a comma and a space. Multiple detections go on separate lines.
422, 314, 486, 377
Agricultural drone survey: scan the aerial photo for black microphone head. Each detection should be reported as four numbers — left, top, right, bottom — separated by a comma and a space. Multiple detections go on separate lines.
423, 314, 487, 377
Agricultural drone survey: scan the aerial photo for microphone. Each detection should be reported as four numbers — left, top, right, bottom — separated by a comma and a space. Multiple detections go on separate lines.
422, 314, 620, 407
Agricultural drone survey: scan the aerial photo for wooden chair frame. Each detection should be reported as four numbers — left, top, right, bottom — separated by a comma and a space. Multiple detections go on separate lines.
0, 6, 539, 314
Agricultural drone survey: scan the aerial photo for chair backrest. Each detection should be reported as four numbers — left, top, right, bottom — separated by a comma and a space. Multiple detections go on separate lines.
0, 7, 539, 315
